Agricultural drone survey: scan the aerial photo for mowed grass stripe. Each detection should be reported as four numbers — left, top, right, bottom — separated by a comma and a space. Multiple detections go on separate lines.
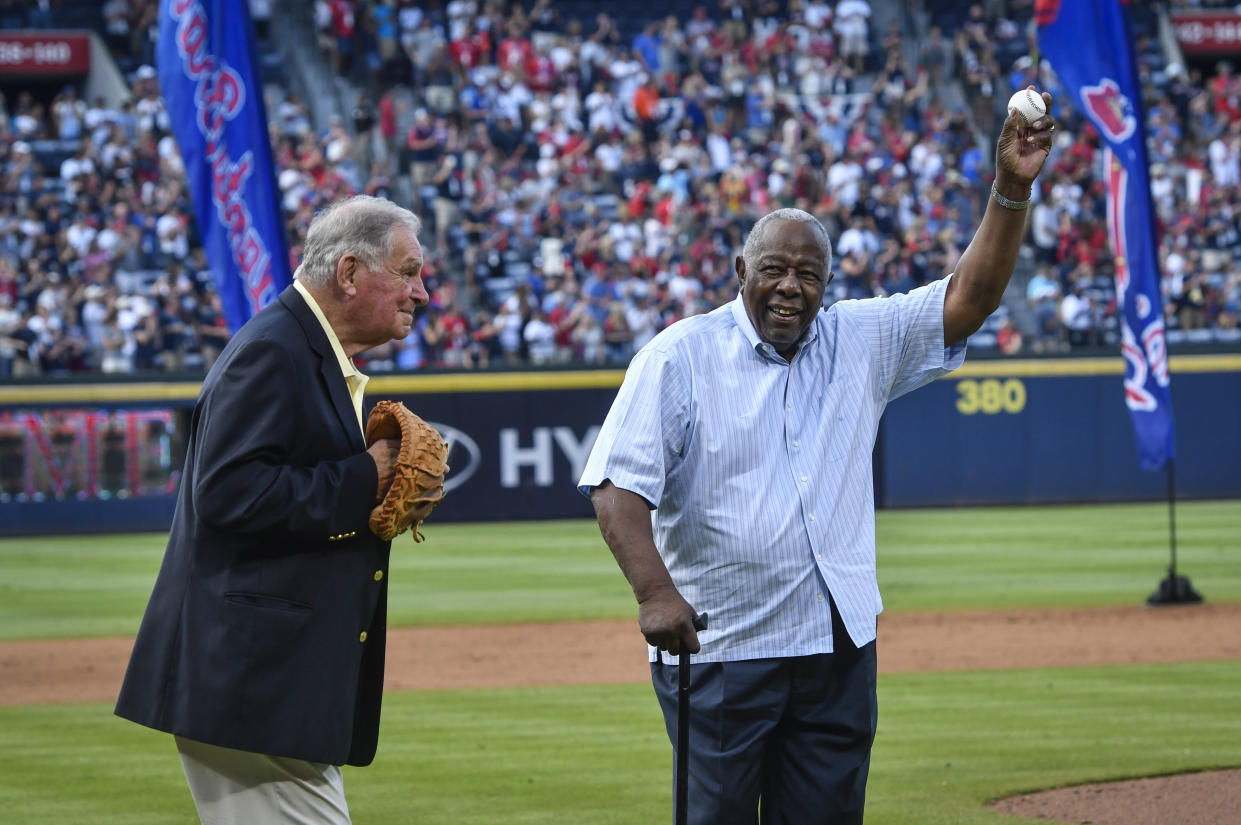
0, 500, 1238, 640
1, 662, 1238, 824
867, 662, 1241, 824
875, 501, 1240, 611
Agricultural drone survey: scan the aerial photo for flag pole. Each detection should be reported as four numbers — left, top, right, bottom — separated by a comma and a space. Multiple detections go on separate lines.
1146, 458, 1202, 606
1166, 458, 1177, 579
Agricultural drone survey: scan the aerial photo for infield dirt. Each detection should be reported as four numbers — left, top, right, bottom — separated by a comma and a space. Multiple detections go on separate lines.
3, 602, 1239, 824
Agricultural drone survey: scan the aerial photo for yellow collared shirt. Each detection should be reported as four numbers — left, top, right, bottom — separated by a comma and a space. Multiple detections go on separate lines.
293, 280, 368, 434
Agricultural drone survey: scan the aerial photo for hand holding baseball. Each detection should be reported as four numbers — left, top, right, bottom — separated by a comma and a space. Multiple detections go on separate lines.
996, 86, 1055, 194
1007, 87, 1048, 125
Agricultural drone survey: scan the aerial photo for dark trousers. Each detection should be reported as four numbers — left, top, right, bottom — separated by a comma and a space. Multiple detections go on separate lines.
651, 609, 878, 825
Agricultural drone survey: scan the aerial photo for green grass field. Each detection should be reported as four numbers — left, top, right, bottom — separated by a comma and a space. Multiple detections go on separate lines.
0, 500, 1238, 823
3, 500, 1239, 640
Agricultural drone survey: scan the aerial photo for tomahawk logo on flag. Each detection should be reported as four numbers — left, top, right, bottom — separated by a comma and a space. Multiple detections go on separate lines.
158, 0, 290, 332
1037, 0, 1175, 471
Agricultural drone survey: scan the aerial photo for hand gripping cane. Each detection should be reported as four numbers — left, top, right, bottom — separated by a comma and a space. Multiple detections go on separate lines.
675, 612, 709, 825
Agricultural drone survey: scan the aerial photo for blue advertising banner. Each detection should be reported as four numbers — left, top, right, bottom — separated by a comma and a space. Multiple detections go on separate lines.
388, 389, 609, 522
1037, 0, 1176, 470
1, 359, 1239, 534
158, 0, 290, 332
880, 363, 1239, 508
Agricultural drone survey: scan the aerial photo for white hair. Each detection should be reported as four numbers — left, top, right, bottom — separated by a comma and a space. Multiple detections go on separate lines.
296, 195, 422, 288
741, 208, 833, 272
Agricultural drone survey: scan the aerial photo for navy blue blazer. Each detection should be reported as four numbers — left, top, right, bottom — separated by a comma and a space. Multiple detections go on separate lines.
115, 286, 392, 767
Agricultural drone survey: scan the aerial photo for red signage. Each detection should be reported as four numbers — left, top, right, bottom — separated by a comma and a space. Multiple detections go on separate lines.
1172, 11, 1241, 55
0, 409, 182, 501
0, 32, 91, 75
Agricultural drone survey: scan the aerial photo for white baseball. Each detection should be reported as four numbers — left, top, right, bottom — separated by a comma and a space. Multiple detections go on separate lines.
1007, 88, 1047, 124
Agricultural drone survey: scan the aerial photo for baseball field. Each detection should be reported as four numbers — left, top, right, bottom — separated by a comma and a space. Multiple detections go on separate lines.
1, 500, 1239, 824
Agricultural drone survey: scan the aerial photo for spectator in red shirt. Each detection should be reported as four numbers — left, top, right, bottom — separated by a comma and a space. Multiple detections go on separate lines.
1209, 61, 1241, 124
525, 44, 558, 93
329, 0, 355, 75
377, 90, 398, 172
497, 20, 533, 75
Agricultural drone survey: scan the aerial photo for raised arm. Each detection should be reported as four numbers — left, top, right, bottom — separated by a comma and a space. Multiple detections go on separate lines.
944, 88, 1055, 345
590, 480, 702, 655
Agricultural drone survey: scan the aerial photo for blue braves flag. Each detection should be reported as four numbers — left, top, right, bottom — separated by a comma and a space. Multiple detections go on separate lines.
158, 0, 290, 332
1036, 0, 1175, 471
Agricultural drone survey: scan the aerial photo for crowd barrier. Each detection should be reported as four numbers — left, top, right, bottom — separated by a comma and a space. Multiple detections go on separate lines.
1, 354, 1237, 534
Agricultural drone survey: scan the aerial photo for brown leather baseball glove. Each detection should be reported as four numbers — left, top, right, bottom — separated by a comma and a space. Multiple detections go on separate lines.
365, 400, 449, 542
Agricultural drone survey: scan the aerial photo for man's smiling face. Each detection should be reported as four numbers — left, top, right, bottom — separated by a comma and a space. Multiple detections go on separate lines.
736, 218, 832, 361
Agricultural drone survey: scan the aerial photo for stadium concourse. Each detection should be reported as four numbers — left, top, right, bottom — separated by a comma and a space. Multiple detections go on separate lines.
2, 0, 1239, 379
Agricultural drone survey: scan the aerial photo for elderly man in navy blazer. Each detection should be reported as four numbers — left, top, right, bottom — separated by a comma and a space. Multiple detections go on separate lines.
116, 195, 432, 823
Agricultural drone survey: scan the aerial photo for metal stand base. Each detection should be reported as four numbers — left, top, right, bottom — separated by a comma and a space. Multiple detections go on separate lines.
1146, 571, 1203, 605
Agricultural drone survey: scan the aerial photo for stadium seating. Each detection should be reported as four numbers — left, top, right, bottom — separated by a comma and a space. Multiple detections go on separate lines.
2, 0, 1238, 378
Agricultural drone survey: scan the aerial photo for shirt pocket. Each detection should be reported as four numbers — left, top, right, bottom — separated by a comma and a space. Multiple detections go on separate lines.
815, 368, 862, 463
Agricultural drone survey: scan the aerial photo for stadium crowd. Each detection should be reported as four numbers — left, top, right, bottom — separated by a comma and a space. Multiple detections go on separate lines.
1, 0, 1238, 377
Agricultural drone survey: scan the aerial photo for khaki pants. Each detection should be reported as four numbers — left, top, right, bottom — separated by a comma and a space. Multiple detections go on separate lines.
176, 736, 351, 825
434, 196, 460, 240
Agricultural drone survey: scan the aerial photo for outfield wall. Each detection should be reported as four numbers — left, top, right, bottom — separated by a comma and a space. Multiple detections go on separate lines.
0, 354, 1237, 534
879, 355, 1241, 507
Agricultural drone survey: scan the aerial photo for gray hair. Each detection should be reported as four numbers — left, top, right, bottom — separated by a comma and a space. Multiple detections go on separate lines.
741, 208, 833, 272
296, 195, 422, 288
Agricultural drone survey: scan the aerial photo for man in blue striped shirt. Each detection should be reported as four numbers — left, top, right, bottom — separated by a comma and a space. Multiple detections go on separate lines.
579, 92, 1056, 824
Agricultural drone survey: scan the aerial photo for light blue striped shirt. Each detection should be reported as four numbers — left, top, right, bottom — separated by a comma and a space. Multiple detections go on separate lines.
579, 276, 965, 663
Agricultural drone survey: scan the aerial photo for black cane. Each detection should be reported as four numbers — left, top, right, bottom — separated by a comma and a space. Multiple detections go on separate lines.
675, 612, 709, 825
